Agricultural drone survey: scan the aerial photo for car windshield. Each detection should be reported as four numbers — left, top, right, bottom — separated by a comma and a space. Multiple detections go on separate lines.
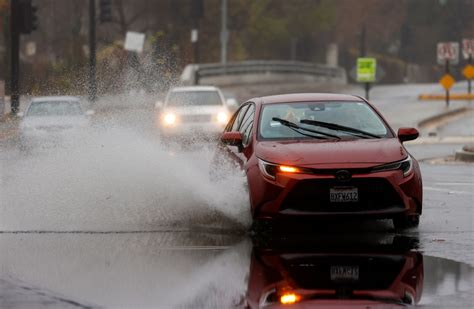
259, 101, 390, 140
167, 91, 222, 107
27, 101, 83, 117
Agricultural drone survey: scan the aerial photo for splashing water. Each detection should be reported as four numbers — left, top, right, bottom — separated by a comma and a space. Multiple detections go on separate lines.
1, 124, 251, 232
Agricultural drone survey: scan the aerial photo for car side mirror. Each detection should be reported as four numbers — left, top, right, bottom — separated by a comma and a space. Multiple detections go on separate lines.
221, 131, 243, 151
398, 127, 419, 142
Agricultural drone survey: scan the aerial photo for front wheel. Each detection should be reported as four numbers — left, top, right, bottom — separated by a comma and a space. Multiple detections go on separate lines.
393, 214, 420, 230
251, 219, 275, 235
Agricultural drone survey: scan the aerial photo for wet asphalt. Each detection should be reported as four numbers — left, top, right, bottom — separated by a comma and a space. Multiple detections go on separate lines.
1, 88, 473, 308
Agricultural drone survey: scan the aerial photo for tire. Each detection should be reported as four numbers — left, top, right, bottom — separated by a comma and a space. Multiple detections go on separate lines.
393, 214, 420, 230
251, 219, 274, 235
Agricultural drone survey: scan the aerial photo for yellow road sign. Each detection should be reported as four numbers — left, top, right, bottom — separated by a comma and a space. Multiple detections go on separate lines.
439, 74, 455, 90
462, 64, 474, 80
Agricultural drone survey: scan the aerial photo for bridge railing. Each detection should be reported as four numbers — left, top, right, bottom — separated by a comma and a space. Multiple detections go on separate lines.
181, 60, 346, 85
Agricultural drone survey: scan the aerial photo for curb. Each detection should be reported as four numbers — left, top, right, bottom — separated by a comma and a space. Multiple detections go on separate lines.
419, 93, 474, 100
455, 149, 474, 162
417, 106, 471, 129
405, 136, 474, 145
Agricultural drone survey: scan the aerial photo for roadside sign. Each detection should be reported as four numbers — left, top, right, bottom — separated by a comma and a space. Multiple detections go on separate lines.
191, 29, 198, 43
356, 58, 376, 82
463, 64, 474, 79
439, 74, 455, 90
437, 42, 459, 65
350, 65, 384, 82
25, 41, 36, 56
0, 80, 4, 116
124, 31, 145, 53
462, 39, 474, 59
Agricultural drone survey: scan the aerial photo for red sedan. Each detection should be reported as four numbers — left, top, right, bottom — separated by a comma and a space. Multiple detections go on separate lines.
214, 93, 422, 230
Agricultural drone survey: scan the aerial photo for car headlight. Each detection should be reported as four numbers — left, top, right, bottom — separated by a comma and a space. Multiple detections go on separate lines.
216, 112, 229, 124
258, 158, 312, 180
372, 156, 413, 177
163, 113, 177, 126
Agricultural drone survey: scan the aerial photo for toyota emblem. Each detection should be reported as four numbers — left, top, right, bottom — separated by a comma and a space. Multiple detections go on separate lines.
335, 170, 352, 182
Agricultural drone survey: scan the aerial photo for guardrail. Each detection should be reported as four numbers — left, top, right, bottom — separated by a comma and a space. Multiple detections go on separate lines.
181, 60, 346, 85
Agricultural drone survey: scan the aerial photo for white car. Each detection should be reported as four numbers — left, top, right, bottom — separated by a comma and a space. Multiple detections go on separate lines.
155, 86, 237, 141
19, 96, 93, 150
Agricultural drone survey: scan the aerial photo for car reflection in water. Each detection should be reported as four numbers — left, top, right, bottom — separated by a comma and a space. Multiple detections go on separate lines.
246, 234, 423, 308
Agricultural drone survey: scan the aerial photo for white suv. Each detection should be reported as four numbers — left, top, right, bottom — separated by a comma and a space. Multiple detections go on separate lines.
155, 86, 237, 140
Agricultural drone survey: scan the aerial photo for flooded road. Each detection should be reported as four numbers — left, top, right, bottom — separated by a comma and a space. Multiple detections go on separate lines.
0, 232, 472, 308
1, 110, 473, 308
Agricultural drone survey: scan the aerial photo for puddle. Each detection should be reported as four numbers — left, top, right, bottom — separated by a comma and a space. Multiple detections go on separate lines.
0, 233, 472, 308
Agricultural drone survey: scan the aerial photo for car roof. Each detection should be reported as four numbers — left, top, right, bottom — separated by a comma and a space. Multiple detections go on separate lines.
170, 86, 220, 92
31, 96, 81, 103
255, 93, 363, 104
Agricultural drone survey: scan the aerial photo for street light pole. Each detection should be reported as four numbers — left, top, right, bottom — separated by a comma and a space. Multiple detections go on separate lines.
359, 23, 370, 100
89, 0, 97, 103
220, 0, 228, 64
10, 0, 20, 114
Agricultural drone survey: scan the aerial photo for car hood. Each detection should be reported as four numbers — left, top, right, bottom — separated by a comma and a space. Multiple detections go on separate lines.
21, 116, 88, 128
165, 105, 226, 115
256, 138, 407, 166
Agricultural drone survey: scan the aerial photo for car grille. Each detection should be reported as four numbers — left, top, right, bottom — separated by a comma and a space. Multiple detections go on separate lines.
180, 114, 213, 123
280, 254, 406, 290
281, 178, 403, 213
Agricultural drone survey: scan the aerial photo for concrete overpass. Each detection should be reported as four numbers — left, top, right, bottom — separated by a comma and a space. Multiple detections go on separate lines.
180, 60, 347, 101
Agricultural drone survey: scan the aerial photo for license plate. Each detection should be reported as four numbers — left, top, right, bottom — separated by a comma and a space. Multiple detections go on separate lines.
330, 265, 359, 281
330, 187, 358, 203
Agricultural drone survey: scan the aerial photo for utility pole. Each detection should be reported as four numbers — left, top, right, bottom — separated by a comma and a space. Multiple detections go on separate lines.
469, 54, 472, 95
191, 0, 203, 64
220, 0, 228, 64
191, 0, 203, 84
445, 59, 450, 107
10, 0, 38, 114
359, 24, 370, 100
10, 0, 20, 114
359, 23, 366, 57
290, 38, 297, 61
89, 0, 97, 103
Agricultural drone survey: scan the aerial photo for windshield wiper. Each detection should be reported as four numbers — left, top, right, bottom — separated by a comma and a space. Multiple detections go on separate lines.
272, 117, 340, 140
300, 119, 381, 139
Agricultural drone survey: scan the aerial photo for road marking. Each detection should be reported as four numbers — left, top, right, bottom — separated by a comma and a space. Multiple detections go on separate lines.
424, 186, 473, 195
432, 182, 474, 186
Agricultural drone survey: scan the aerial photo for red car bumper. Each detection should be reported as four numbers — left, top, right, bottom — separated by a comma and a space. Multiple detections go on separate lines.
248, 161, 422, 221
